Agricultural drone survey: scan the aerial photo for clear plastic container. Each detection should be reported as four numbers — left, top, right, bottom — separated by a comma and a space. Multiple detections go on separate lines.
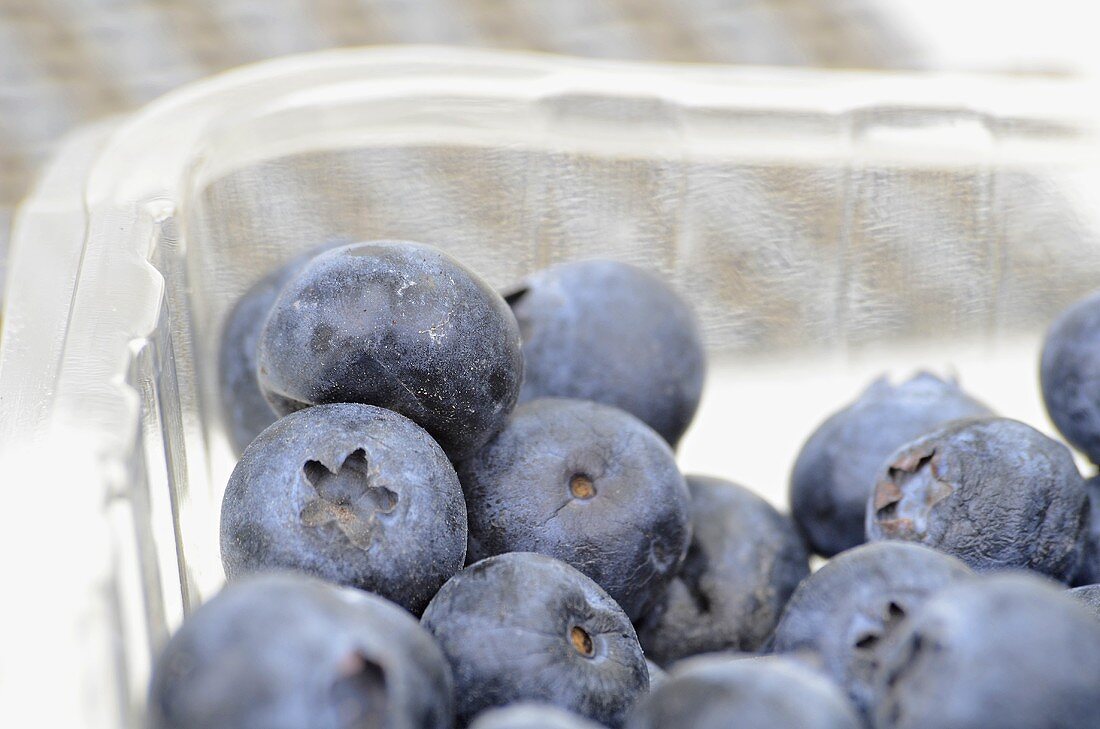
4, 46, 1100, 727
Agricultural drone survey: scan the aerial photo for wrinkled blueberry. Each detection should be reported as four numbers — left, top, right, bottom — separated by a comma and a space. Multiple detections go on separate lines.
865, 417, 1087, 581
221, 403, 466, 614
1068, 584, 1100, 619
458, 398, 690, 621
626, 655, 861, 729
468, 704, 605, 729
258, 241, 523, 460
1041, 290, 1100, 464
505, 260, 705, 448
420, 552, 648, 727
219, 244, 342, 454
147, 573, 454, 729
1073, 475, 1100, 585
791, 372, 991, 557
870, 573, 1100, 729
634, 475, 809, 663
771, 542, 972, 719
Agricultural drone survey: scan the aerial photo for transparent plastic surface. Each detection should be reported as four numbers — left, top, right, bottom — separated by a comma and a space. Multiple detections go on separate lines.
3, 47, 1100, 727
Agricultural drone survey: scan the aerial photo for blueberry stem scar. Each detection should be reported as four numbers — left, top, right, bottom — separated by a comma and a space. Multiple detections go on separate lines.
570, 474, 596, 500
571, 626, 595, 657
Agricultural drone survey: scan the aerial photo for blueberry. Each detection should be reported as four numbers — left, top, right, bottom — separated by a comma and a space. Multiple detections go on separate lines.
634, 475, 809, 663
1068, 584, 1100, 619
1072, 475, 1100, 585
258, 241, 523, 460
865, 417, 1088, 581
645, 660, 666, 690
870, 573, 1100, 729
791, 373, 992, 557
664, 651, 757, 672
420, 552, 648, 727
505, 260, 705, 448
147, 573, 454, 729
218, 244, 342, 454
625, 655, 861, 729
1041, 290, 1100, 464
220, 403, 466, 614
468, 704, 605, 729
771, 541, 972, 719
457, 398, 691, 620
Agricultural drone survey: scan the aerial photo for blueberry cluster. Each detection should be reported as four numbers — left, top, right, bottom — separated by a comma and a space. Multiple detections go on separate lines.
150, 241, 1100, 729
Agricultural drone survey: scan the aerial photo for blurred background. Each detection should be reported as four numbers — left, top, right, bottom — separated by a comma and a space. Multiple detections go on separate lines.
2, 0, 1099, 289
